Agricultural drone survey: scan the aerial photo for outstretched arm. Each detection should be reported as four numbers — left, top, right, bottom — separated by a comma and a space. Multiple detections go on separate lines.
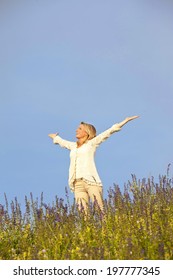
90, 115, 139, 147
48, 133, 75, 150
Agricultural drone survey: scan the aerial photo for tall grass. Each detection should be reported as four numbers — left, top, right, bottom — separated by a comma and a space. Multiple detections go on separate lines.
0, 169, 173, 260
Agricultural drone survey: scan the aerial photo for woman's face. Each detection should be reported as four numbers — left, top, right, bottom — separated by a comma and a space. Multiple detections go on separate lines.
76, 124, 88, 139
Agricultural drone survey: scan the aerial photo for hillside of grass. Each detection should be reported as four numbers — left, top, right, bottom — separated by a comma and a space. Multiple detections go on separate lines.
0, 171, 173, 260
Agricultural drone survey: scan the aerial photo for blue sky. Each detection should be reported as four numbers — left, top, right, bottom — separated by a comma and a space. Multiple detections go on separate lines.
0, 0, 173, 209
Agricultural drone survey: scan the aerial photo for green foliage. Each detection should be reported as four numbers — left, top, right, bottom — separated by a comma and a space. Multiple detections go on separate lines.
0, 171, 173, 260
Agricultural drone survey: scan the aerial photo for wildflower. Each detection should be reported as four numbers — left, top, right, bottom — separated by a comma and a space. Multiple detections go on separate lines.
36, 209, 42, 220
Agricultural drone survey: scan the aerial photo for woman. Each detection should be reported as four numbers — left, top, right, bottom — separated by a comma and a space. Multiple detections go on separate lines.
48, 116, 139, 213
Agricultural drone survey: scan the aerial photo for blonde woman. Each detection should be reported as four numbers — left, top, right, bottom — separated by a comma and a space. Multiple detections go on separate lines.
48, 116, 139, 213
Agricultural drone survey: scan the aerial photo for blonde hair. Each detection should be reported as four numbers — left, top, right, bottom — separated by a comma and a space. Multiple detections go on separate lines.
81, 122, 96, 140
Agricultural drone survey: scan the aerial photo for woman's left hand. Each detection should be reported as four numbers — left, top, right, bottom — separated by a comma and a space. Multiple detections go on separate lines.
126, 116, 139, 122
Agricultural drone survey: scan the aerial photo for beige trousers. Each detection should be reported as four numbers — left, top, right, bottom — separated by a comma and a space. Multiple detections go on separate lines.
74, 179, 104, 213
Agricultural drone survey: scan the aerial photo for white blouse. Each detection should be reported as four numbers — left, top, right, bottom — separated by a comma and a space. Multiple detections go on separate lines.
53, 123, 121, 192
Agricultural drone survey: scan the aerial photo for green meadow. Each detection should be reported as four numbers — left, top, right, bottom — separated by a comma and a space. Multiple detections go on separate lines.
0, 170, 173, 260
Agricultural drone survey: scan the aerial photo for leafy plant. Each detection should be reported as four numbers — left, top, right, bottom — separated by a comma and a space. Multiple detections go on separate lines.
0, 168, 173, 260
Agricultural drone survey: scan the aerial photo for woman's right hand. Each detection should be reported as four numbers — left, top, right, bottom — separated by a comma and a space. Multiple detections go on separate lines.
48, 133, 57, 139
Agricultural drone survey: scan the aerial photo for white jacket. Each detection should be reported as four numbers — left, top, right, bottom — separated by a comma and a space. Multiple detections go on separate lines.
53, 123, 121, 192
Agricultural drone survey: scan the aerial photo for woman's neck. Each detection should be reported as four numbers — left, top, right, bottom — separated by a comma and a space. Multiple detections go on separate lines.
77, 137, 88, 147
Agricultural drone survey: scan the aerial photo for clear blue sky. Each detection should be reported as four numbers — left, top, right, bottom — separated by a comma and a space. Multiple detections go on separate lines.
0, 0, 173, 208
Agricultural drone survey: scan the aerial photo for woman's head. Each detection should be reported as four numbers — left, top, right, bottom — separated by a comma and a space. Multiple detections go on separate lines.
76, 122, 96, 141
81, 122, 96, 140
